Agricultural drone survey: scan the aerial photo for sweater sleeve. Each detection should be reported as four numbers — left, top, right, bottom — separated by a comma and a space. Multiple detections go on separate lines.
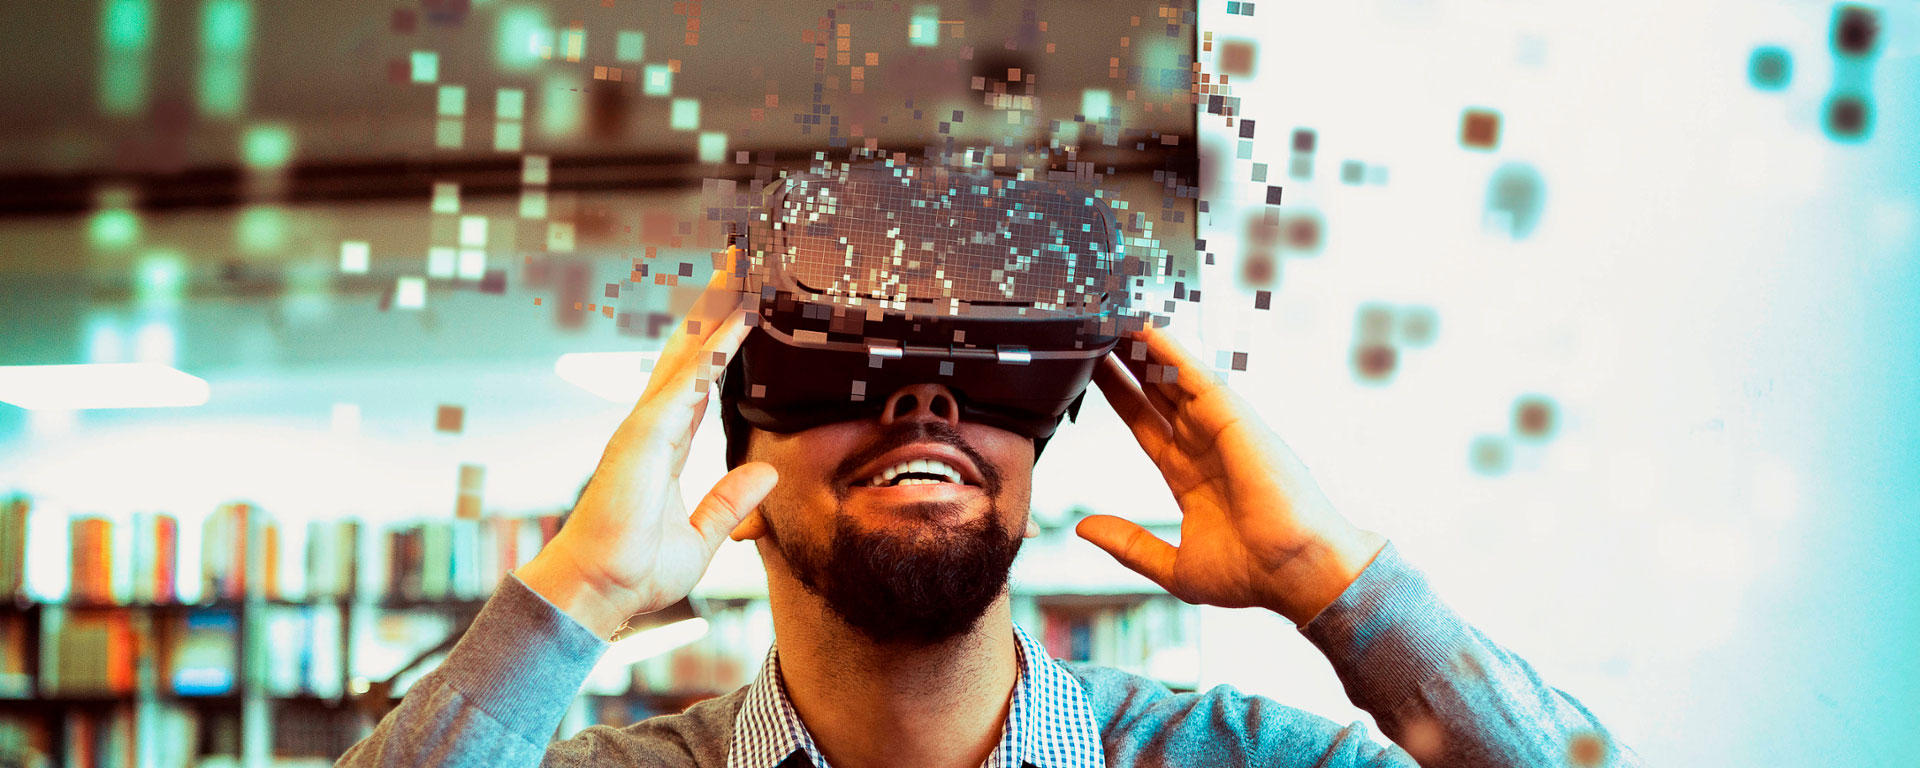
335, 572, 611, 768
1299, 541, 1641, 767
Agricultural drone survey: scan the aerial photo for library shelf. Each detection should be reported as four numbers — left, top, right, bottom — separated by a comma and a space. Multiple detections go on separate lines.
0, 693, 243, 708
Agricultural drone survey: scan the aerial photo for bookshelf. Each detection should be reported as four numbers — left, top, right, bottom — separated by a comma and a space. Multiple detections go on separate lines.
0, 494, 1201, 766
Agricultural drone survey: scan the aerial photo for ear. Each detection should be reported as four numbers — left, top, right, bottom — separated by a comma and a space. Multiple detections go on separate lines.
1022, 516, 1041, 539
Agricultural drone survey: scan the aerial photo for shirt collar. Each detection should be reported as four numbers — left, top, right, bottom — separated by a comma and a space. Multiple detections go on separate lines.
726, 622, 1106, 768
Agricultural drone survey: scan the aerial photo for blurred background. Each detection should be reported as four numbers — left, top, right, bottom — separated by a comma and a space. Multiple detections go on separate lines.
0, 0, 1916, 767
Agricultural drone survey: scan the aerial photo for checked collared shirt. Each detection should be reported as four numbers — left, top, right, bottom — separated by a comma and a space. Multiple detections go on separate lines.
725, 623, 1107, 768
341, 543, 1643, 768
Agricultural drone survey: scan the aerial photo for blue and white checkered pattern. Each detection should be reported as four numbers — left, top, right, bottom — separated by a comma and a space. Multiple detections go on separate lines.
725, 622, 1107, 768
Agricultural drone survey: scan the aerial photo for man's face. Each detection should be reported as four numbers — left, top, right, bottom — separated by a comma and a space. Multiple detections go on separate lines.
740, 382, 1036, 646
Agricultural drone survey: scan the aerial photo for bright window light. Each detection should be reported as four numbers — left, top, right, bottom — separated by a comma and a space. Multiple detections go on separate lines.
0, 363, 209, 411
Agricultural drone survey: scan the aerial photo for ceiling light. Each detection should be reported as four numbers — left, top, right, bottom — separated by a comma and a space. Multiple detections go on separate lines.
0, 363, 209, 411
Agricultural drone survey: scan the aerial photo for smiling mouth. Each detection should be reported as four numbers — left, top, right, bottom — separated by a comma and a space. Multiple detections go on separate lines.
858, 457, 973, 488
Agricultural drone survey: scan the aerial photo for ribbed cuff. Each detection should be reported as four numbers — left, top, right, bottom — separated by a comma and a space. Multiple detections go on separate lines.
1298, 541, 1473, 716
434, 572, 611, 744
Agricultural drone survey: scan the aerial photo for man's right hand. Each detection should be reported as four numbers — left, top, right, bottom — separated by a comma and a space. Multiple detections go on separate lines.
516, 257, 778, 638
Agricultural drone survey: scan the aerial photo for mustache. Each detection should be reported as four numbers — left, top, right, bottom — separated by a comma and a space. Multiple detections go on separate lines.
832, 420, 1003, 496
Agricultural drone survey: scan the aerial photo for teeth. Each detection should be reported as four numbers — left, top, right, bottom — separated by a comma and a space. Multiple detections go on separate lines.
864, 457, 964, 486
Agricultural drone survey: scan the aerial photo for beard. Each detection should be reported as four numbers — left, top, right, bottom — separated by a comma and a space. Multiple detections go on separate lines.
763, 421, 1025, 647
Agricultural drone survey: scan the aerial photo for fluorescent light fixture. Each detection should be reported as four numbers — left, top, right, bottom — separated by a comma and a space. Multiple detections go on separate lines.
0, 363, 209, 411
555, 351, 656, 403
592, 617, 709, 674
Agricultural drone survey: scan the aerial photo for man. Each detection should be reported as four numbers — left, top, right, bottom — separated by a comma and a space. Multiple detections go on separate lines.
338, 255, 1637, 766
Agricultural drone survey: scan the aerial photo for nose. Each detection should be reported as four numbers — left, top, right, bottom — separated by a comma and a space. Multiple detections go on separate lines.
879, 383, 961, 428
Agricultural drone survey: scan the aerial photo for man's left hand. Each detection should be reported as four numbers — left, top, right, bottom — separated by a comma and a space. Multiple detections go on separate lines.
1077, 324, 1387, 626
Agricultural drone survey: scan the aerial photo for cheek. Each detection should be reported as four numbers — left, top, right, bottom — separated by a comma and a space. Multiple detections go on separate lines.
756, 428, 861, 507
966, 429, 1035, 500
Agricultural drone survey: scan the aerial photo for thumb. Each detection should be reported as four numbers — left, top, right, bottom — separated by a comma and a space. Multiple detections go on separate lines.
689, 462, 779, 555
1075, 514, 1177, 590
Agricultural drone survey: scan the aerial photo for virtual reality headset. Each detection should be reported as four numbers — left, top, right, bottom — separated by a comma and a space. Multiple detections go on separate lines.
716, 160, 1149, 467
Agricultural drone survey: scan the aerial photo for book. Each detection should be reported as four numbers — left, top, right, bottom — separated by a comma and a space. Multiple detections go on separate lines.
420, 522, 450, 600
167, 609, 238, 696
1029, 595, 1197, 686
261, 603, 345, 698
0, 712, 53, 767
201, 503, 250, 601
64, 708, 95, 768
130, 512, 179, 605
0, 614, 29, 697
305, 520, 360, 599
70, 517, 114, 604
43, 608, 135, 695
0, 496, 27, 599
263, 519, 282, 600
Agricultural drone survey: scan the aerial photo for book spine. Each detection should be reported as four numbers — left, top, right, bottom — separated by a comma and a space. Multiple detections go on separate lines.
231, 504, 249, 601
263, 522, 280, 601
421, 522, 450, 600
108, 613, 133, 694
340, 521, 360, 599
495, 517, 519, 586
304, 520, 329, 599
538, 514, 561, 547
155, 515, 177, 605
516, 517, 542, 572
0, 497, 24, 598
71, 518, 113, 605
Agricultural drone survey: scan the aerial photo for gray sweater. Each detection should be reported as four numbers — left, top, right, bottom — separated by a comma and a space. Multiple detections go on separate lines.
338, 542, 1638, 767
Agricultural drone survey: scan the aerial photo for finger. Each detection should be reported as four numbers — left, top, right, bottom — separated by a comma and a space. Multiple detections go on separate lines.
645, 265, 738, 401
657, 308, 752, 413
644, 253, 746, 401
1074, 514, 1177, 591
657, 309, 753, 472
599, 308, 751, 480
1092, 355, 1177, 463
1126, 323, 1216, 404
1126, 325, 1256, 446
689, 462, 779, 556
1113, 350, 1183, 424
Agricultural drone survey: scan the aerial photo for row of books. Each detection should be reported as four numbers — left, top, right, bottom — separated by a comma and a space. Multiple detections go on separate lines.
20, 603, 371, 701
71, 513, 181, 605
19, 607, 235, 698
385, 516, 561, 602
0, 495, 567, 605
0, 705, 213, 768
1026, 595, 1200, 687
